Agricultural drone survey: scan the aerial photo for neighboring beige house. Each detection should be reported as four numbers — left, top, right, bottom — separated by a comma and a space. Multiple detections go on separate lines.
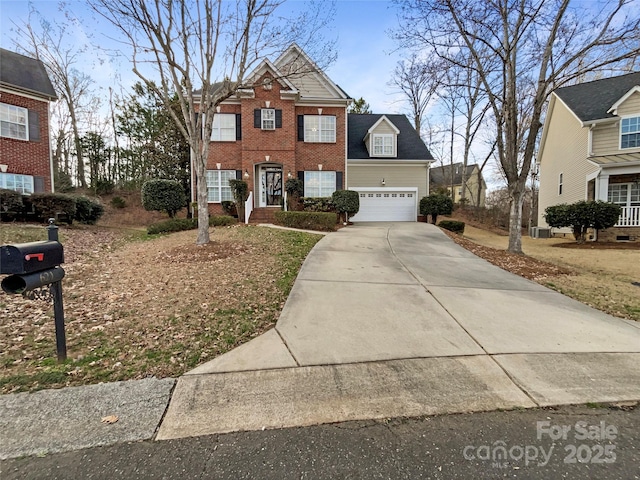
430, 162, 487, 207
537, 72, 640, 241
347, 114, 435, 221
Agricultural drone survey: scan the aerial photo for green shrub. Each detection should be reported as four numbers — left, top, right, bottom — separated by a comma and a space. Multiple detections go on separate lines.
95, 178, 115, 195
110, 196, 127, 209
332, 190, 360, 222
209, 215, 236, 226
420, 194, 453, 224
74, 196, 105, 224
0, 188, 24, 213
438, 220, 465, 234
141, 179, 186, 218
544, 200, 622, 243
147, 218, 197, 235
28, 193, 77, 224
229, 179, 249, 222
274, 211, 337, 231
285, 178, 304, 211
221, 201, 237, 216
302, 197, 336, 212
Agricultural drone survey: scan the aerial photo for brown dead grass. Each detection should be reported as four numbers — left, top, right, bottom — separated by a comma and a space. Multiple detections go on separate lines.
449, 224, 640, 322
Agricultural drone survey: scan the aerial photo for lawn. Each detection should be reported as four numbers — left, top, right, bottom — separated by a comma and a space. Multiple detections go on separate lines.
0, 224, 322, 393
456, 225, 640, 322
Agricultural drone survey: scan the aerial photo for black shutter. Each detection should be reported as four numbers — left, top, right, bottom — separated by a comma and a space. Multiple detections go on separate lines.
297, 115, 304, 141
236, 170, 243, 180
336, 171, 343, 190
297, 171, 305, 187
28, 110, 40, 142
254, 109, 261, 128
236, 114, 242, 140
34, 176, 45, 193
275, 109, 282, 128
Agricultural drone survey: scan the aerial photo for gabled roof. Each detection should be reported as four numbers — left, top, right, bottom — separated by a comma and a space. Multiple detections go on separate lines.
0, 48, 57, 101
554, 71, 640, 123
243, 57, 298, 93
348, 114, 434, 160
367, 115, 400, 135
430, 162, 480, 186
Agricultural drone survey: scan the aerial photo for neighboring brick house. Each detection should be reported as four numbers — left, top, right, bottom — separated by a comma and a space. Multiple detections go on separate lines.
0, 48, 57, 194
537, 72, 640, 241
198, 44, 435, 223
430, 162, 486, 207
197, 44, 351, 221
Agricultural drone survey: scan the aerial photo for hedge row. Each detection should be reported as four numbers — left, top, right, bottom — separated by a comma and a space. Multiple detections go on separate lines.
438, 220, 465, 234
274, 211, 337, 231
0, 190, 104, 225
147, 215, 236, 234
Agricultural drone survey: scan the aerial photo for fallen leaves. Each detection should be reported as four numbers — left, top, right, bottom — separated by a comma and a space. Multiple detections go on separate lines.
101, 415, 119, 424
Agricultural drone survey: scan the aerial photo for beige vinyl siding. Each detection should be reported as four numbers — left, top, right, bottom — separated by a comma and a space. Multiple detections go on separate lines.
592, 91, 640, 155
347, 164, 429, 213
458, 167, 486, 207
291, 72, 334, 98
371, 121, 397, 135
537, 98, 597, 227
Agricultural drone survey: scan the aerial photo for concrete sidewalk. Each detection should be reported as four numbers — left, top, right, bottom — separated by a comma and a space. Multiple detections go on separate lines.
2, 223, 639, 459
157, 223, 640, 440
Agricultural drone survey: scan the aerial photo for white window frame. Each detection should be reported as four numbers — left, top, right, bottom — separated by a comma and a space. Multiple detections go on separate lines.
206, 170, 235, 203
0, 173, 34, 194
372, 134, 395, 156
0, 103, 28, 141
210, 113, 236, 142
558, 172, 563, 195
304, 171, 336, 198
620, 115, 640, 149
608, 183, 640, 207
304, 115, 336, 143
261, 108, 275, 130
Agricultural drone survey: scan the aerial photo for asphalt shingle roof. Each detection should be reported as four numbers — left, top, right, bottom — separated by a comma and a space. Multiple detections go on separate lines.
0, 48, 57, 100
554, 71, 640, 122
347, 114, 433, 160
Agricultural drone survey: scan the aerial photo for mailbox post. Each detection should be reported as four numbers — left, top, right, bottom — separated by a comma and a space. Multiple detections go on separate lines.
1, 219, 67, 362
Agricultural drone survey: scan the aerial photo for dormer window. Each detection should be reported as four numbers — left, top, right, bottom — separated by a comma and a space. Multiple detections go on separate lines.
261, 109, 276, 130
372, 134, 395, 156
621, 116, 640, 149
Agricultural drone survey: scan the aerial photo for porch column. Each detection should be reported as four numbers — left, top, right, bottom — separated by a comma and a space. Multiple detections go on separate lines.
595, 173, 609, 201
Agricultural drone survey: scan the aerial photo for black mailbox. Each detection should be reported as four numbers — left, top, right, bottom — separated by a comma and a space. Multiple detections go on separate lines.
0, 241, 64, 275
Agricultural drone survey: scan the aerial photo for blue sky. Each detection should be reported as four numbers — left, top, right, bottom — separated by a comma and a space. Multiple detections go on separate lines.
0, 0, 409, 113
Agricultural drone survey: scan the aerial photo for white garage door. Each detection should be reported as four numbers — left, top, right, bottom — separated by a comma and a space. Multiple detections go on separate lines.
350, 190, 417, 222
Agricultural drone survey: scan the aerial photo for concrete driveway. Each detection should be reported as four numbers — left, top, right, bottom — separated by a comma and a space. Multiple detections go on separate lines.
158, 223, 640, 440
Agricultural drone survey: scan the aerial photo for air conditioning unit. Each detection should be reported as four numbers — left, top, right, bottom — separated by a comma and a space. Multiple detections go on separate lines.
529, 227, 551, 239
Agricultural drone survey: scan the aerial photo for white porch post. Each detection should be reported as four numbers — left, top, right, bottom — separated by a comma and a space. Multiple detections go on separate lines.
595, 174, 609, 201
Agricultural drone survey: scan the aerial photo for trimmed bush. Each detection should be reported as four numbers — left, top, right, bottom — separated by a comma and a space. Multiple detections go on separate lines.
147, 218, 196, 235
229, 179, 249, 222
438, 220, 465, 234
419, 194, 453, 224
74, 196, 105, 224
141, 179, 186, 218
544, 200, 622, 243
28, 193, 77, 224
274, 211, 337, 231
0, 188, 24, 213
302, 197, 336, 212
209, 215, 236, 226
332, 190, 360, 222
110, 196, 127, 209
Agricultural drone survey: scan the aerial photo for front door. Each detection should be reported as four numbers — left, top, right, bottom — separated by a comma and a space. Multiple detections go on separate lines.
259, 166, 283, 207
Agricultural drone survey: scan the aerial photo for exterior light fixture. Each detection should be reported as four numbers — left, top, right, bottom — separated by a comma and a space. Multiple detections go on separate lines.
381, 178, 386, 186
287, 171, 292, 179
244, 170, 250, 179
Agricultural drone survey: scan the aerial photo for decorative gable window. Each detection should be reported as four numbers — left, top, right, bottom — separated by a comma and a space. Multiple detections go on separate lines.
372, 134, 395, 156
261, 108, 276, 130
0, 103, 28, 140
621, 116, 640, 149
303, 115, 336, 143
206, 170, 235, 202
210, 113, 237, 141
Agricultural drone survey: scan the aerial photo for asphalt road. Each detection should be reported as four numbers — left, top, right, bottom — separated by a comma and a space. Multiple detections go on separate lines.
3, 405, 638, 480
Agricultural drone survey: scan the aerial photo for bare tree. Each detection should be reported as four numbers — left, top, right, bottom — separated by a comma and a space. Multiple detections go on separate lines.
91, 0, 334, 245
396, 0, 640, 253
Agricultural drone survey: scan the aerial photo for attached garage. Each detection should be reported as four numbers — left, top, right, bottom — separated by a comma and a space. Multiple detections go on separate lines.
349, 188, 417, 222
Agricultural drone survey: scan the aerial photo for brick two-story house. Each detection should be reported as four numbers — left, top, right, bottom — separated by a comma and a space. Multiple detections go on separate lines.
537, 72, 640, 241
0, 48, 57, 194
198, 44, 351, 222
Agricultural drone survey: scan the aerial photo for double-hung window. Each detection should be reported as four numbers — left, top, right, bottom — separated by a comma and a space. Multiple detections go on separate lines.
0, 173, 34, 194
621, 116, 640, 149
261, 109, 275, 130
304, 115, 336, 143
304, 171, 336, 197
372, 134, 394, 156
608, 183, 640, 207
211, 114, 236, 141
0, 103, 28, 140
206, 170, 235, 202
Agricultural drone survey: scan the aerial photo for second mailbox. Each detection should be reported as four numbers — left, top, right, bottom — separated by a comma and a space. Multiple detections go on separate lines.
0, 241, 65, 275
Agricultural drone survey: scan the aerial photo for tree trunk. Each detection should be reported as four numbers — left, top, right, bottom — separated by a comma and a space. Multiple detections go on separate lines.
194, 151, 210, 245
507, 185, 526, 254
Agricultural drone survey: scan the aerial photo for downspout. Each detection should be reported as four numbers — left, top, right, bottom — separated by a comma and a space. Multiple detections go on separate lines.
49, 101, 55, 192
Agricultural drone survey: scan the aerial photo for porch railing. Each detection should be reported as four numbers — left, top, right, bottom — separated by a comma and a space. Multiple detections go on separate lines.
244, 191, 253, 224
616, 206, 640, 227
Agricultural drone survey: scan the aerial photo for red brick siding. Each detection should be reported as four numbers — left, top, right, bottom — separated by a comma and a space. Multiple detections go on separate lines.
0, 91, 52, 192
